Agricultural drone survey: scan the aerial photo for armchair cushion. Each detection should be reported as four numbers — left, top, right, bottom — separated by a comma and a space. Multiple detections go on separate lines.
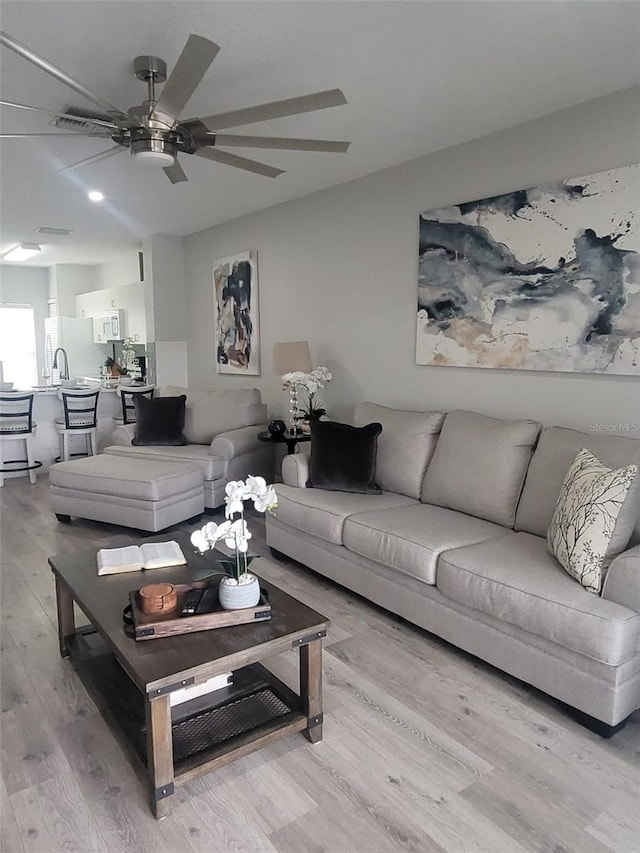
307, 420, 383, 495
159, 386, 265, 444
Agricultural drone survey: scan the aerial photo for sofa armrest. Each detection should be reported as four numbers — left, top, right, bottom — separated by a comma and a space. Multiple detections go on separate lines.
111, 423, 136, 446
282, 451, 310, 488
210, 424, 267, 461
602, 545, 640, 615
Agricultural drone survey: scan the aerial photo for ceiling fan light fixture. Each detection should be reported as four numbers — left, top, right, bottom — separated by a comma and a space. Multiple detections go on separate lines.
130, 136, 177, 167
3, 243, 42, 262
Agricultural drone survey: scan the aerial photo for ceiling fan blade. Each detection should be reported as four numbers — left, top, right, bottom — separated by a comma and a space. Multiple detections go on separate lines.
0, 132, 112, 138
163, 160, 188, 184
58, 144, 124, 173
195, 147, 284, 178
214, 134, 351, 153
0, 99, 118, 129
198, 88, 347, 131
153, 34, 220, 124
0, 31, 138, 126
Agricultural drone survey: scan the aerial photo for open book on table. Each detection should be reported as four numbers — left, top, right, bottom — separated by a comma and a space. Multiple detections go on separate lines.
97, 540, 186, 575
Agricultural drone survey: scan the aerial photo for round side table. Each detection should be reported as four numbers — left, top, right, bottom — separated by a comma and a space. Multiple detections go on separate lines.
258, 430, 311, 455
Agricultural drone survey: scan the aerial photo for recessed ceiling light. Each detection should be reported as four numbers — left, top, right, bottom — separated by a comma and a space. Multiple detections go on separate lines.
88, 190, 104, 202
3, 243, 42, 262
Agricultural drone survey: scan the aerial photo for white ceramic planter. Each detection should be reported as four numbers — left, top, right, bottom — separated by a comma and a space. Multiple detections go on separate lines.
218, 573, 260, 610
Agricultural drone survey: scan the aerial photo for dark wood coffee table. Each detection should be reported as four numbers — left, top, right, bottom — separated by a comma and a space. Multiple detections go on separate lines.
49, 535, 329, 819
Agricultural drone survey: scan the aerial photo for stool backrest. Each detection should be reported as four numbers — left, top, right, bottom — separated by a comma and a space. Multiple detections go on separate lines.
0, 392, 35, 435
58, 388, 100, 429
117, 385, 155, 425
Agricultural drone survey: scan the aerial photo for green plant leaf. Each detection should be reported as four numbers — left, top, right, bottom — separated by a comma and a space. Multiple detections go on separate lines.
219, 559, 237, 579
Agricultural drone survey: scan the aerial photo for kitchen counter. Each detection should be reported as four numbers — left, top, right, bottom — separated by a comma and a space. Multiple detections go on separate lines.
30, 386, 118, 395
3, 386, 122, 475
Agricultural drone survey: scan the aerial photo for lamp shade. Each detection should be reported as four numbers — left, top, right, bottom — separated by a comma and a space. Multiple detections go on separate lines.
273, 341, 312, 375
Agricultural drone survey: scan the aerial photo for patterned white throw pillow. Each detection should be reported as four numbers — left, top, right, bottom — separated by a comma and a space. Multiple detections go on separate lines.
547, 448, 638, 594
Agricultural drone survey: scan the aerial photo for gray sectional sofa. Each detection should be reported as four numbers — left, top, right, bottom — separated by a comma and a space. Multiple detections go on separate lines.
266, 403, 640, 733
106, 385, 273, 509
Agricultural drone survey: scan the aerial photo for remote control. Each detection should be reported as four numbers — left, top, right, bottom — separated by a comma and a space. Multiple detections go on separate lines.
195, 587, 218, 615
180, 589, 204, 616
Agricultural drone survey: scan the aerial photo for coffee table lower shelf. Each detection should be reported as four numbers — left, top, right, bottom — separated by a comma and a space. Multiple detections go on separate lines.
66, 627, 308, 797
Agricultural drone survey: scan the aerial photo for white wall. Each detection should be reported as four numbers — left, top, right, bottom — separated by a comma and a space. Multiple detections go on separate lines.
186, 86, 640, 433
49, 264, 97, 316
142, 235, 188, 386
142, 235, 187, 342
95, 250, 141, 290
0, 265, 49, 378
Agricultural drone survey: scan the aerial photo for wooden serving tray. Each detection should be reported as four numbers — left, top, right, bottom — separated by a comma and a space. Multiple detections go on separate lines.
128, 583, 271, 641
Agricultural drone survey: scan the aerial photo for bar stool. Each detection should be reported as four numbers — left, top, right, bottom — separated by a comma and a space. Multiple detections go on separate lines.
114, 385, 155, 426
0, 392, 42, 486
55, 388, 101, 461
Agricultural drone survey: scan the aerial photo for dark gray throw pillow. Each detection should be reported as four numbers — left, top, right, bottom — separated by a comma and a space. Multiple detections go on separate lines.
307, 420, 383, 494
132, 395, 187, 446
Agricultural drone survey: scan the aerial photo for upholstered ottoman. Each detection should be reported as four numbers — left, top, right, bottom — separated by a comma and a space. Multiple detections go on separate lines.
49, 455, 204, 532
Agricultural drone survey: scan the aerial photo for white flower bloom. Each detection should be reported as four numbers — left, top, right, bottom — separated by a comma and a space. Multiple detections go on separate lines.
225, 480, 249, 517
281, 370, 308, 387
253, 486, 278, 513
190, 529, 208, 553
225, 518, 252, 552
191, 520, 234, 552
246, 474, 268, 496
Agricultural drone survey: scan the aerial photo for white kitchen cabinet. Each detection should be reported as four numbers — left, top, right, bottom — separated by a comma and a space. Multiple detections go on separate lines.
76, 289, 107, 320
76, 283, 147, 345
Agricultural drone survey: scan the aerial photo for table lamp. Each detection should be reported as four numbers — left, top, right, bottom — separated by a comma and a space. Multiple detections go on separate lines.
273, 341, 312, 434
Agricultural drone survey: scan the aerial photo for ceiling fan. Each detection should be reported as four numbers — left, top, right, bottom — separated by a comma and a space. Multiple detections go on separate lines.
0, 31, 350, 183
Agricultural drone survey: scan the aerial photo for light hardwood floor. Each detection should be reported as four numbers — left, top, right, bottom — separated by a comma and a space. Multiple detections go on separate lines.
1, 475, 639, 853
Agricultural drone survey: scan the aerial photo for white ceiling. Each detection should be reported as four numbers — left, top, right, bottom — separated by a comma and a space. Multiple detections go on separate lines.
1, 1, 639, 268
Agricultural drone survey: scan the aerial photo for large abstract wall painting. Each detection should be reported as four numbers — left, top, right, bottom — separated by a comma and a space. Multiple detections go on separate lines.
213, 250, 260, 375
416, 164, 640, 375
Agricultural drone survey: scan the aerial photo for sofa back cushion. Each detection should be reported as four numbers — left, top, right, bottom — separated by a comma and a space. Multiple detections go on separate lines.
158, 386, 266, 445
421, 410, 541, 527
353, 402, 445, 499
516, 427, 640, 545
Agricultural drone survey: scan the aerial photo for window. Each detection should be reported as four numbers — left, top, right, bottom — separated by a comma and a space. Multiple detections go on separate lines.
0, 305, 38, 388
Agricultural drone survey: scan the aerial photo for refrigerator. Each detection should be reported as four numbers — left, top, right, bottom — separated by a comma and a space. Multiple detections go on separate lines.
44, 317, 106, 381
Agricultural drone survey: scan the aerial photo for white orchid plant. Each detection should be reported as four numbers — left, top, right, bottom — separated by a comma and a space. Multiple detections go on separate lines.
281, 365, 332, 421
190, 476, 278, 584
120, 337, 137, 374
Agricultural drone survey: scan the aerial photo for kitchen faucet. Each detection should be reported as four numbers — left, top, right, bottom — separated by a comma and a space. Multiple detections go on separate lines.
52, 347, 70, 380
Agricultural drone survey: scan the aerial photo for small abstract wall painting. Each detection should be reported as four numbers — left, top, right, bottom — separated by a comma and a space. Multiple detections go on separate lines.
417, 164, 640, 375
213, 250, 260, 375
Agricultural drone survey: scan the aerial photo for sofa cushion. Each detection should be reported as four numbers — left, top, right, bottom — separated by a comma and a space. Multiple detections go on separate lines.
308, 420, 382, 494
104, 444, 225, 480
159, 386, 265, 445
516, 426, 640, 545
343, 504, 513, 585
437, 532, 640, 666
353, 402, 445, 499
547, 448, 639, 594
274, 484, 416, 545
421, 410, 541, 527
132, 395, 187, 446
